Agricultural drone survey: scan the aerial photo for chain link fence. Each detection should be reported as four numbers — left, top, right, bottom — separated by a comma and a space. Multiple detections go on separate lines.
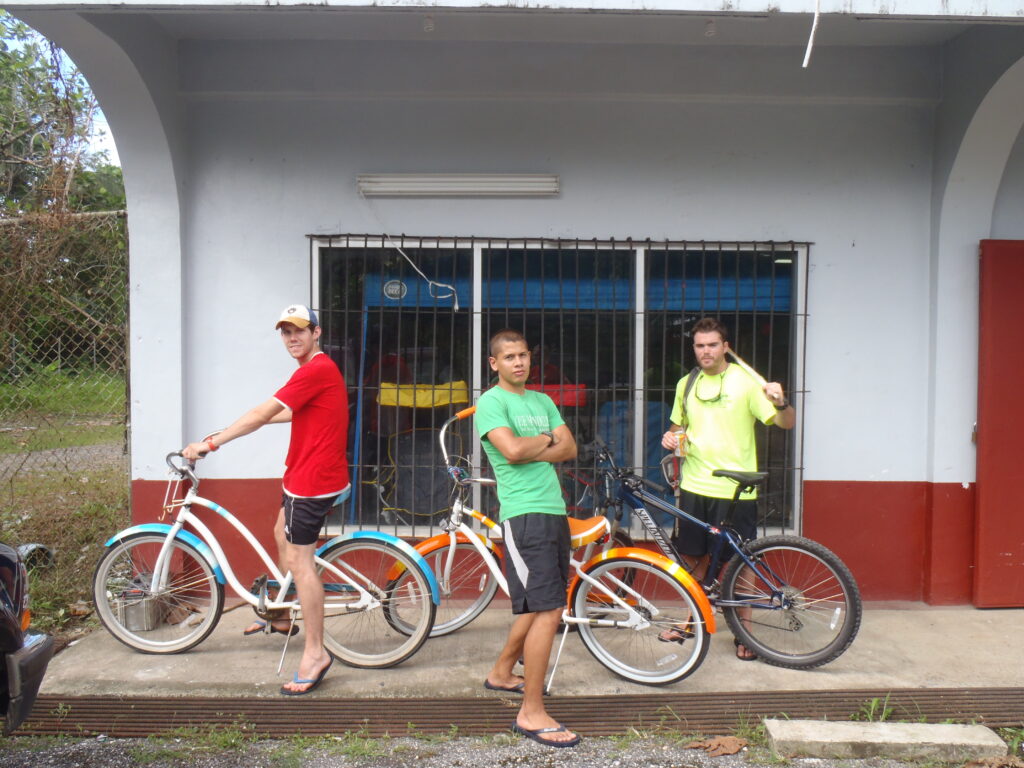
0, 211, 128, 500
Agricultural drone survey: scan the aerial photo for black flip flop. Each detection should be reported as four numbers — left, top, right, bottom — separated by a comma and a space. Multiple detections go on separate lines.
734, 637, 758, 661
511, 722, 580, 748
483, 680, 525, 694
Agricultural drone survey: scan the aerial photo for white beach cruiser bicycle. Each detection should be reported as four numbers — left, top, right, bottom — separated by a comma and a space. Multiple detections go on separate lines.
92, 451, 439, 669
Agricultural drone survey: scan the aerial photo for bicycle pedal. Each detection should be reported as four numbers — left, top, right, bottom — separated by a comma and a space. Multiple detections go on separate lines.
250, 574, 269, 613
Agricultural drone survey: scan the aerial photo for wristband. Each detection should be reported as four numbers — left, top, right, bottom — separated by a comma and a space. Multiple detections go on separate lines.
774, 399, 789, 411
541, 430, 555, 446
205, 439, 219, 452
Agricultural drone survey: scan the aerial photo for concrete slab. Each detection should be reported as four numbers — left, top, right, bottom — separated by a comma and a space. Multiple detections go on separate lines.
42, 603, 1024, 699
765, 719, 1009, 761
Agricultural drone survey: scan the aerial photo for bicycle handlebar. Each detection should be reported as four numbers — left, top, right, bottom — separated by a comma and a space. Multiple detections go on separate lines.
165, 452, 199, 484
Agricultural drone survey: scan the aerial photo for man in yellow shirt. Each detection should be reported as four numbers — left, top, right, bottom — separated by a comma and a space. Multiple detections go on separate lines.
660, 317, 794, 660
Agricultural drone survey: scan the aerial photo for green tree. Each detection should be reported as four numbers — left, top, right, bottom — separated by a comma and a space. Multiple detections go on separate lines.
0, 10, 119, 213
0, 11, 126, 375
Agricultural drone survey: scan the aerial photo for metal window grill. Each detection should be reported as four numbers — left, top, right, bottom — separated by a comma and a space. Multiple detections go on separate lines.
310, 235, 807, 539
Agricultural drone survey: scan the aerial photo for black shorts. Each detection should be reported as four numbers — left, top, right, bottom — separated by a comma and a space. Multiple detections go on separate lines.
281, 494, 334, 546
502, 513, 571, 615
671, 489, 758, 558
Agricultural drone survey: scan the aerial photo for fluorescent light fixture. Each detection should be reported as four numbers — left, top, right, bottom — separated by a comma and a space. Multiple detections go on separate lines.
357, 173, 559, 197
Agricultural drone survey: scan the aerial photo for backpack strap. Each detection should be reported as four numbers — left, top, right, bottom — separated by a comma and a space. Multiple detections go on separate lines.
678, 366, 701, 425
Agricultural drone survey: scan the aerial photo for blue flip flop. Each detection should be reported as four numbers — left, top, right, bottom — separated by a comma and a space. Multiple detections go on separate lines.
511, 721, 580, 748
280, 658, 333, 696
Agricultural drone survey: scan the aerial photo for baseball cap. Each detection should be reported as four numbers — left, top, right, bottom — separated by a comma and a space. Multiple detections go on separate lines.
275, 304, 319, 329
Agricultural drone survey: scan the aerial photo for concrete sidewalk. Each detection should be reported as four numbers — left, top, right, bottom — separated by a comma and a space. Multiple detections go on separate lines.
41, 602, 1024, 699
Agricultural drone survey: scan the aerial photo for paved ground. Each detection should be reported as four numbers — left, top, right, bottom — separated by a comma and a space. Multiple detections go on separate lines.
41, 601, 1024, 699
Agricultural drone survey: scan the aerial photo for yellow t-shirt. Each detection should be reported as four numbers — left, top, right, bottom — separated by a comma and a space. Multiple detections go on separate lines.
668, 364, 776, 500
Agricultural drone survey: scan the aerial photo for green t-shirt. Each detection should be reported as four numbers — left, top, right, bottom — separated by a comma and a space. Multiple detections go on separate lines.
475, 386, 567, 522
668, 364, 777, 500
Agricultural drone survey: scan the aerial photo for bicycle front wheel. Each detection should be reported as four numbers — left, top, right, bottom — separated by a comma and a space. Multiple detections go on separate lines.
93, 533, 224, 654
406, 541, 500, 637
317, 539, 436, 668
571, 557, 709, 686
720, 535, 862, 669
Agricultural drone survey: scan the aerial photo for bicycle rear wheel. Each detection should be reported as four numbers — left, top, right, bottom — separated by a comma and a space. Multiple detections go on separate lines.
403, 541, 499, 637
93, 533, 224, 654
317, 539, 436, 668
720, 535, 862, 669
571, 557, 709, 685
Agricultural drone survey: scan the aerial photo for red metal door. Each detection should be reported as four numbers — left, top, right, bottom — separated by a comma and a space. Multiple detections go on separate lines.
975, 239, 1024, 607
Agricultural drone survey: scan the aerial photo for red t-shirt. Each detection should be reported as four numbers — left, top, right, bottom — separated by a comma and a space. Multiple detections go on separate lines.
273, 352, 349, 497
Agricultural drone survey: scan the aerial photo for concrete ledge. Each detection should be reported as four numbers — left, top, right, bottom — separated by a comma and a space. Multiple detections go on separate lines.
765, 719, 1009, 762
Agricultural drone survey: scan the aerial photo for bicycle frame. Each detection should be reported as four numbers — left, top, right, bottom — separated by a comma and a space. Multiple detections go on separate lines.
433, 407, 714, 633
108, 459, 437, 620
601, 459, 791, 612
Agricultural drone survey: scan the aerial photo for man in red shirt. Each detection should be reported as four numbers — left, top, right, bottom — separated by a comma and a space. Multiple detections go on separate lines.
183, 304, 349, 695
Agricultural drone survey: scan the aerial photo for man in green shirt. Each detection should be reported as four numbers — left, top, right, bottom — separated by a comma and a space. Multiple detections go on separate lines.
660, 317, 795, 660
475, 329, 579, 749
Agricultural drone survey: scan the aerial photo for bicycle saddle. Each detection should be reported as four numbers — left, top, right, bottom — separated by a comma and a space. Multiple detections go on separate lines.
711, 469, 768, 486
569, 516, 611, 549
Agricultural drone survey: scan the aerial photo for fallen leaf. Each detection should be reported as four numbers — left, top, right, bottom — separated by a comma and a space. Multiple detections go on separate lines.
684, 736, 748, 757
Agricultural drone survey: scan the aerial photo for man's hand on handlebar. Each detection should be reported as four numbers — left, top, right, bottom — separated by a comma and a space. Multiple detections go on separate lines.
181, 441, 212, 461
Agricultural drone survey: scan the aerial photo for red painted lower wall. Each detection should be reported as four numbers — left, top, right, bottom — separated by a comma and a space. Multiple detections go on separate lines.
803, 480, 975, 604
132, 477, 981, 604
132, 478, 287, 589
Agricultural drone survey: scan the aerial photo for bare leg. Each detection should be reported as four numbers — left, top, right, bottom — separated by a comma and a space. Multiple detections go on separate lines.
733, 563, 758, 660
486, 613, 531, 690
244, 508, 295, 634
279, 518, 331, 694
513, 607, 577, 745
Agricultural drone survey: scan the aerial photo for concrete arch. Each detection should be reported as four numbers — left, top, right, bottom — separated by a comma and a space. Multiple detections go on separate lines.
931, 53, 1024, 486
13, 10, 187, 480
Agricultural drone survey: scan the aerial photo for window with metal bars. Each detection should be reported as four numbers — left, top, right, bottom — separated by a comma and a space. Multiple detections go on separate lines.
311, 235, 806, 540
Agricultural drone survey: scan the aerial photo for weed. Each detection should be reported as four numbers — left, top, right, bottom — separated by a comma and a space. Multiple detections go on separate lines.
331, 729, 387, 759
1000, 724, 1024, 756
406, 723, 460, 743
156, 720, 260, 751
2, 465, 129, 636
851, 694, 894, 723
266, 739, 316, 768
733, 712, 769, 747
127, 744, 183, 765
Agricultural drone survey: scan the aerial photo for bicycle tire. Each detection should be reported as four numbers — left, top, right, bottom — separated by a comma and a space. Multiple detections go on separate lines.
570, 557, 710, 686
93, 532, 224, 654
317, 538, 436, 669
399, 541, 500, 637
720, 534, 862, 669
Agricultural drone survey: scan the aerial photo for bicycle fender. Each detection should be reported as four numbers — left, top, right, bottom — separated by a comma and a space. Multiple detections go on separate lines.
414, 532, 503, 560
573, 547, 716, 633
385, 532, 503, 581
104, 524, 226, 585
317, 530, 441, 606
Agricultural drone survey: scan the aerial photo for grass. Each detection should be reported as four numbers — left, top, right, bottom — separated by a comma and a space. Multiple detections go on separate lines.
851, 694, 895, 723
1, 464, 129, 636
0, 366, 125, 454
1000, 724, 1024, 756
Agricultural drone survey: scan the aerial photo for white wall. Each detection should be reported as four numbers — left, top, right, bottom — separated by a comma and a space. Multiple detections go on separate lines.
179, 39, 940, 483
992, 127, 1024, 238
18, 10, 1024, 489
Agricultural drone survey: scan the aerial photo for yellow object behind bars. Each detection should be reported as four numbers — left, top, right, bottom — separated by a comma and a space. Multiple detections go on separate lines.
377, 381, 470, 408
